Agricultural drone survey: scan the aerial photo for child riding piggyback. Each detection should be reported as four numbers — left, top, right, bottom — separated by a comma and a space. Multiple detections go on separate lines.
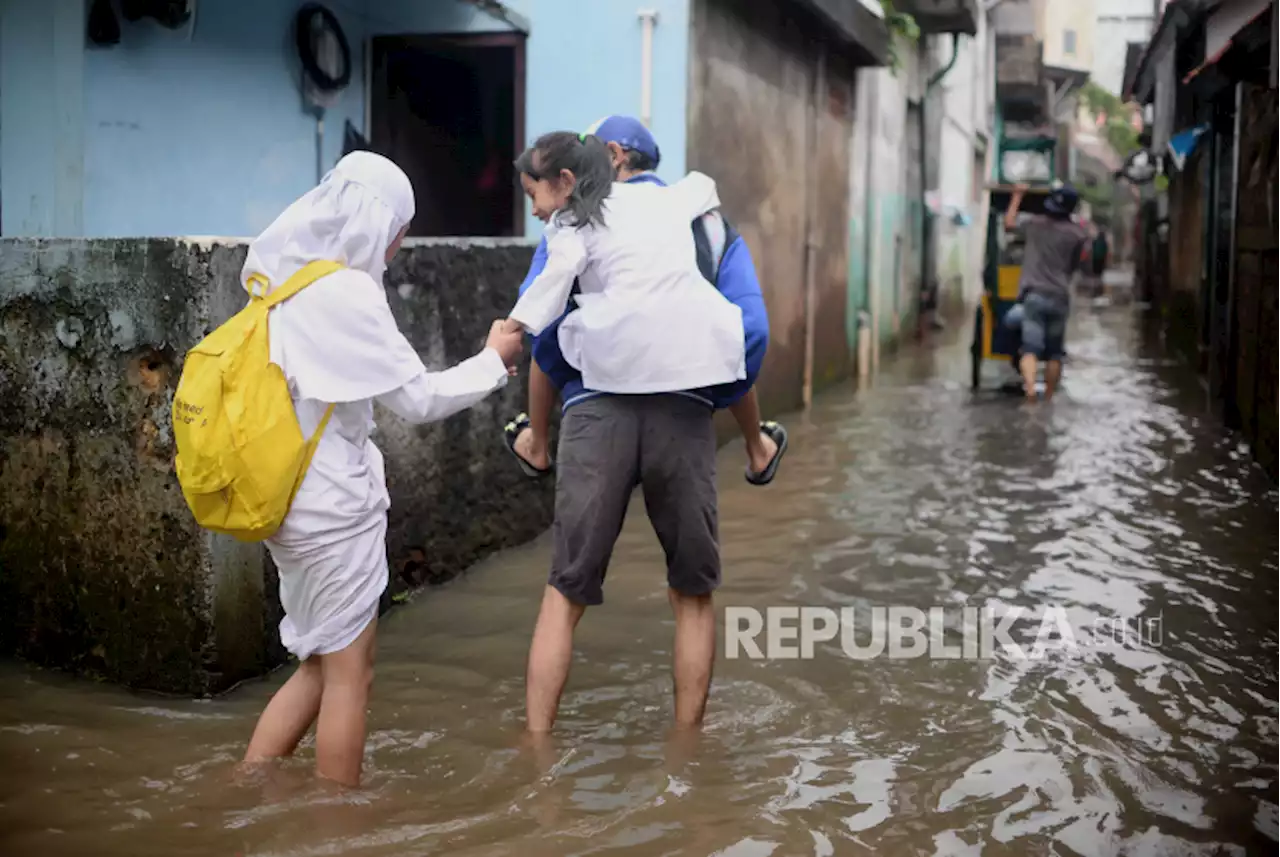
501, 131, 747, 397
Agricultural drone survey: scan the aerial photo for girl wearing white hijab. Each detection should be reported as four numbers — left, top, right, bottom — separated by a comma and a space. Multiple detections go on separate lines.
239, 151, 522, 787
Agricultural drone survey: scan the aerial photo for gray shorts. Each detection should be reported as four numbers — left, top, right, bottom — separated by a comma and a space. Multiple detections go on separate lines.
549, 394, 720, 606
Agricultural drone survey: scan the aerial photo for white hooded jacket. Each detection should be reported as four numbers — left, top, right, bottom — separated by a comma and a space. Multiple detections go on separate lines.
244, 152, 508, 659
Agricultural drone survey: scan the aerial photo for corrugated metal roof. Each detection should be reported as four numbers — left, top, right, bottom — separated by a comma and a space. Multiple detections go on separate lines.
1124, 0, 1220, 102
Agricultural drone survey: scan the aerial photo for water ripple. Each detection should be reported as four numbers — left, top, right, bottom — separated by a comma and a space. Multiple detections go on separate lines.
0, 308, 1275, 856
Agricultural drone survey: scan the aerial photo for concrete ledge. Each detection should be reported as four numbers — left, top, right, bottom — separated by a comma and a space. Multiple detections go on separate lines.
0, 237, 548, 695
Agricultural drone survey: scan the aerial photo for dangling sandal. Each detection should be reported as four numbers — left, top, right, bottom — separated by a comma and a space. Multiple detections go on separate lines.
503, 413, 554, 478
745, 420, 788, 486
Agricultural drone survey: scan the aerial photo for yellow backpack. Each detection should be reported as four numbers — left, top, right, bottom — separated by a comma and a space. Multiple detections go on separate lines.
172, 260, 342, 542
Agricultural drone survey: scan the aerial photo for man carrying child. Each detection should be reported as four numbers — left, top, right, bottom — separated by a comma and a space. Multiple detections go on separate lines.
501, 116, 784, 733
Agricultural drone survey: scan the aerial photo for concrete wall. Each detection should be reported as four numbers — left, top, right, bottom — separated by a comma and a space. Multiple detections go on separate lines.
0, 0, 690, 240
687, 0, 855, 412
0, 237, 550, 695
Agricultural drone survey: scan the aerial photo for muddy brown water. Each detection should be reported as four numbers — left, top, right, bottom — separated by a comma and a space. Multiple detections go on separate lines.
2, 307, 1277, 856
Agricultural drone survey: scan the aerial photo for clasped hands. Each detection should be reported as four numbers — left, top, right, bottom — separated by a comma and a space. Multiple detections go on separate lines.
485, 318, 528, 376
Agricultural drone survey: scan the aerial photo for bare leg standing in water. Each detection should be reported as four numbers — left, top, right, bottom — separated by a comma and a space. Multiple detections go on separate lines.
1018, 292, 1068, 402
313, 619, 378, 785
1043, 358, 1063, 401
669, 590, 715, 726
525, 394, 722, 734
525, 585, 716, 734
1019, 352, 1040, 401
243, 661, 324, 764
243, 619, 378, 787
525, 586, 586, 733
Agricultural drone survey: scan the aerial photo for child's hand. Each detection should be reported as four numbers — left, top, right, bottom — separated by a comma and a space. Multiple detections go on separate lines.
485, 320, 524, 367
500, 318, 525, 335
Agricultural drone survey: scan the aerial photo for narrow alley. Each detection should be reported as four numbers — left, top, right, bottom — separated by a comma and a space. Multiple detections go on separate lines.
2, 304, 1275, 857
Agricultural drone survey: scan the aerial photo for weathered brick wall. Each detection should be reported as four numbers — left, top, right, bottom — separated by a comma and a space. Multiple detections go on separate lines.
0, 237, 549, 695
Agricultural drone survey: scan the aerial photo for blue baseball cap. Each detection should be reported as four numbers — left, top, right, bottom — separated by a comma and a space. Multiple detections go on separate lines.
584, 115, 661, 166
1044, 182, 1079, 216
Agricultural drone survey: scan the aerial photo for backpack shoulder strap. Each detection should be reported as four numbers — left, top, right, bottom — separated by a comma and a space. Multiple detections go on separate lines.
704, 210, 727, 271
258, 260, 341, 449
719, 213, 740, 257
288, 404, 337, 508
692, 210, 734, 283
692, 216, 715, 283
260, 260, 345, 309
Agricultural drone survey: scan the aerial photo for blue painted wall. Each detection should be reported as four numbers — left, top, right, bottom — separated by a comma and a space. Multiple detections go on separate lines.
1, 0, 689, 239
505, 0, 690, 236
1, 0, 87, 236
80, 0, 368, 239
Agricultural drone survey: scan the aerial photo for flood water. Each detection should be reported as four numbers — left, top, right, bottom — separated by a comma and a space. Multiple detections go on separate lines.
2, 304, 1277, 856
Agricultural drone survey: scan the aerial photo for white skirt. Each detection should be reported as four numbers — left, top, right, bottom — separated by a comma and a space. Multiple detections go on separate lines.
267, 514, 389, 661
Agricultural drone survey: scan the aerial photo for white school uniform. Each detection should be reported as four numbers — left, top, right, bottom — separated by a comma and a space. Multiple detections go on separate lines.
242, 152, 509, 660
508, 172, 747, 394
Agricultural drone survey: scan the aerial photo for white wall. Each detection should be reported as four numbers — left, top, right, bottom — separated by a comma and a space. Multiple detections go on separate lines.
1094, 0, 1156, 94
1042, 0, 1097, 73
992, 0, 1043, 37
849, 54, 916, 350
935, 12, 996, 305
